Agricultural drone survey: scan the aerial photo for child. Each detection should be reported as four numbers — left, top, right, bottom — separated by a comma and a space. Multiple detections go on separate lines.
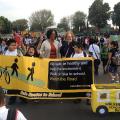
106, 41, 119, 83
71, 42, 87, 58
3, 39, 24, 105
4, 39, 23, 56
25, 46, 39, 57
71, 42, 90, 105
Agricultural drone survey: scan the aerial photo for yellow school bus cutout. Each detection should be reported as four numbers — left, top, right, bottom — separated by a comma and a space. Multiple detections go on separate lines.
0, 55, 94, 99
91, 84, 120, 116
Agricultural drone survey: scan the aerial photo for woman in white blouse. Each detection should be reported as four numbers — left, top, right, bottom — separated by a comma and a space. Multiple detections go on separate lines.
40, 29, 61, 58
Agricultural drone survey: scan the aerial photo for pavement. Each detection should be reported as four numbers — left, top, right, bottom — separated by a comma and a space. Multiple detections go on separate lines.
6, 65, 120, 120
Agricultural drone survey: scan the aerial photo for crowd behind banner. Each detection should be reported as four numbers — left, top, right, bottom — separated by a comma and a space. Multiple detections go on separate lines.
0, 30, 120, 84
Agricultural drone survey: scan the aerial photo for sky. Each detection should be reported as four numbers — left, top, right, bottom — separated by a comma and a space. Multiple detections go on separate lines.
0, 0, 120, 23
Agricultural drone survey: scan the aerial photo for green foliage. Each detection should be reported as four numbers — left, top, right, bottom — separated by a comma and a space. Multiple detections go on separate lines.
112, 2, 120, 31
29, 9, 54, 32
57, 17, 70, 32
0, 16, 12, 34
88, 0, 110, 29
72, 11, 86, 34
12, 19, 28, 31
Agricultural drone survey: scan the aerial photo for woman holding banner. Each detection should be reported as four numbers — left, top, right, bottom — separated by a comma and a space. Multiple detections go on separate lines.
60, 31, 75, 58
40, 29, 61, 58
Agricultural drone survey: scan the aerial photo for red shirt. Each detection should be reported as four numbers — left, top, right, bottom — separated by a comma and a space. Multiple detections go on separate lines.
50, 42, 57, 58
14, 34, 21, 47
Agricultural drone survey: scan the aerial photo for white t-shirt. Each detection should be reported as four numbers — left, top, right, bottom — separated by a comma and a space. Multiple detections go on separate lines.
4, 49, 18, 56
89, 44, 100, 59
0, 106, 27, 120
71, 51, 87, 58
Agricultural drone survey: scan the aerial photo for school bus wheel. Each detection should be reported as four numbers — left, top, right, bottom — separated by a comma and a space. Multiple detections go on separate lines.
96, 106, 108, 116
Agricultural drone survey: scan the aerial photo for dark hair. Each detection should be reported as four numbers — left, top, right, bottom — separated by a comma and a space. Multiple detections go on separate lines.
6, 39, 16, 47
28, 46, 35, 50
73, 42, 83, 49
104, 33, 110, 38
26, 46, 39, 57
89, 38, 98, 44
46, 29, 57, 39
110, 41, 119, 49
0, 87, 5, 105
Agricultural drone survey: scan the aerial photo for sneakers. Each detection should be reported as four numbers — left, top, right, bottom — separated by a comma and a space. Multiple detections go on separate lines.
115, 80, 120, 83
111, 79, 115, 83
111, 79, 120, 84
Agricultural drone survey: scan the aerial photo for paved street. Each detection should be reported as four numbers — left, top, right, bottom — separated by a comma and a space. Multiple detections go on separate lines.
8, 99, 120, 120
6, 66, 120, 120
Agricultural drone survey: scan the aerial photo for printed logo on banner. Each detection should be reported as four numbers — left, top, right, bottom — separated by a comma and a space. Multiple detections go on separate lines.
97, 91, 110, 103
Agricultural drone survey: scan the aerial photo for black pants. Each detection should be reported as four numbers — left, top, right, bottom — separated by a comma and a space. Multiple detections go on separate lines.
11, 70, 18, 77
94, 59, 100, 75
9, 96, 17, 104
102, 58, 108, 73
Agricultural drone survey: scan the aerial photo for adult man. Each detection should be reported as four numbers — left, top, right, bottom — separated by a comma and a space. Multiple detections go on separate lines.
0, 88, 27, 120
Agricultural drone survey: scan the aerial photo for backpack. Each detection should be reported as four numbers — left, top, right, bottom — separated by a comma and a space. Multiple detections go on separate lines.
7, 108, 17, 120
112, 50, 120, 65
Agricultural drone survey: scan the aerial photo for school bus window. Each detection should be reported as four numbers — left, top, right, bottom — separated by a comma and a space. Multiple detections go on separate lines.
97, 91, 110, 102
116, 92, 120, 103
100, 93, 107, 100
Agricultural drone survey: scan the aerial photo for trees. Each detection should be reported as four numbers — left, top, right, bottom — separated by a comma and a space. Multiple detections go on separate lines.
29, 9, 54, 32
57, 17, 70, 32
112, 2, 120, 31
88, 0, 110, 31
12, 19, 28, 31
0, 16, 12, 34
72, 11, 86, 34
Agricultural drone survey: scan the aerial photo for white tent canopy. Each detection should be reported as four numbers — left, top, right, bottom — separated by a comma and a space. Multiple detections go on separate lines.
47, 25, 57, 29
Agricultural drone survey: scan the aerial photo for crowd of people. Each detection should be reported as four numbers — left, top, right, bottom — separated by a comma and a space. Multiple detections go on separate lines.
0, 29, 120, 119
0, 30, 120, 78
0, 30, 120, 83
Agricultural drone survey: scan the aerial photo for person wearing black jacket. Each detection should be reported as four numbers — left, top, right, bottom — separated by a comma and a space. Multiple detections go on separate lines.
60, 31, 75, 58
